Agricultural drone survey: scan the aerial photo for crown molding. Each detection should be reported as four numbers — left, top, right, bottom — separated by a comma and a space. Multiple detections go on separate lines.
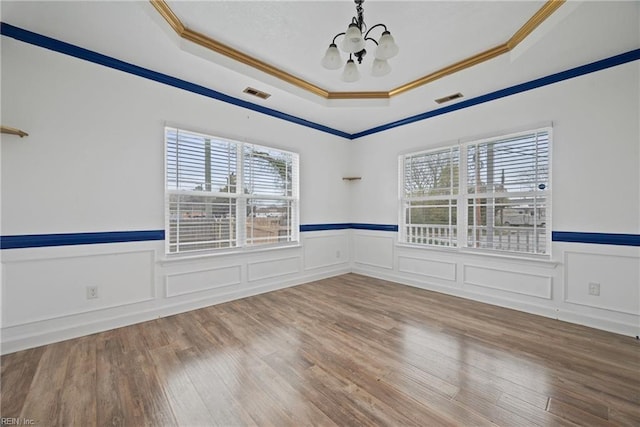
150, 0, 565, 101
150, 0, 330, 99
508, 0, 565, 50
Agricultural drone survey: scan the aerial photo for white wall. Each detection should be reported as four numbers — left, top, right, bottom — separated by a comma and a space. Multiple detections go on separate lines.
349, 61, 640, 337
2, 29, 639, 354
0, 37, 352, 353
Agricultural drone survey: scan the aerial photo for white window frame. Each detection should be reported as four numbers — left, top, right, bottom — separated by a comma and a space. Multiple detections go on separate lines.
399, 127, 552, 258
165, 127, 299, 255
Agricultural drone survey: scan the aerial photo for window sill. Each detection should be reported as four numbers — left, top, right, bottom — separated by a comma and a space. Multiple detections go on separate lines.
395, 242, 560, 267
158, 242, 301, 265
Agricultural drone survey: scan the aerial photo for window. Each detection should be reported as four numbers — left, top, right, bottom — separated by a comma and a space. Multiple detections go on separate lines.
400, 128, 551, 256
401, 146, 459, 247
166, 127, 299, 254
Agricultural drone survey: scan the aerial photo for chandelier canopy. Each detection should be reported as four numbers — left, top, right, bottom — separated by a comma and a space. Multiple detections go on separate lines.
321, 0, 399, 82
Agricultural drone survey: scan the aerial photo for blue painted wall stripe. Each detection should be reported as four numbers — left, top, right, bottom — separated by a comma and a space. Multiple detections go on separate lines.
3, 228, 639, 249
0, 22, 351, 140
1, 230, 165, 249
0, 224, 395, 249
349, 223, 399, 232
351, 49, 640, 139
552, 231, 640, 247
299, 223, 399, 232
299, 223, 352, 232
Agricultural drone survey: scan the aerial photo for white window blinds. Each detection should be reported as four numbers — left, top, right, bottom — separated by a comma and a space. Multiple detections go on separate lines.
243, 143, 298, 246
400, 127, 551, 256
466, 130, 550, 254
165, 127, 299, 254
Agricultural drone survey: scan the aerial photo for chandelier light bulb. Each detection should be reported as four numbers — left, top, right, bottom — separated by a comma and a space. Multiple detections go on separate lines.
321, 43, 343, 70
374, 31, 399, 60
341, 23, 365, 53
341, 59, 360, 82
371, 58, 391, 77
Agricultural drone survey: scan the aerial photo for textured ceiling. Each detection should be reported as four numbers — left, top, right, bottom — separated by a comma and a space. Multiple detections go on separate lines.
166, 0, 546, 93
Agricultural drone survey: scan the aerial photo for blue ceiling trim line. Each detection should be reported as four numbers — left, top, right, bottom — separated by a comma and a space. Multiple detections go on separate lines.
1, 230, 165, 250
0, 22, 350, 140
1, 22, 638, 141
351, 48, 640, 139
552, 231, 640, 247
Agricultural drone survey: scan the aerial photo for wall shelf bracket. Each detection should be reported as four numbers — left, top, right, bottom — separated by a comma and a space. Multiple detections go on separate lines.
1, 126, 29, 138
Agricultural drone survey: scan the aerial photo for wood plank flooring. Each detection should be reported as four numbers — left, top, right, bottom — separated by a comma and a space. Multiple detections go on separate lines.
2, 273, 639, 426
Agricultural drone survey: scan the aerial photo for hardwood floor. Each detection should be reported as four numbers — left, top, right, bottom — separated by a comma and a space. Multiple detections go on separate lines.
2, 273, 639, 426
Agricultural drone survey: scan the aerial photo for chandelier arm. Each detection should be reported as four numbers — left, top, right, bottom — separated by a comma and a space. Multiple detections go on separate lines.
364, 37, 378, 46
331, 32, 346, 45
363, 23, 388, 40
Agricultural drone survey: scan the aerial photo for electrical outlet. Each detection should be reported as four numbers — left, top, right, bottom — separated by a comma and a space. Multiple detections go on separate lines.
588, 282, 600, 296
336, 250, 341, 259
86, 286, 99, 299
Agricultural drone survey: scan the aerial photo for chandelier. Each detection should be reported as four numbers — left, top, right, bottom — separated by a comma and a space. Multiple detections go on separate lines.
321, 0, 399, 82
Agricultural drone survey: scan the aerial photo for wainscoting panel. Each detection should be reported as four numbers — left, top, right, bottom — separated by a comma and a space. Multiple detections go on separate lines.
463, 264, 553, 299
564, 251, 640, 315
398, 255, 457, 282
353, 233, 394, 269
247, 256, 301, 282
303, 233, 349, 271
2, 250, 155, 327
165, 265, 242, 297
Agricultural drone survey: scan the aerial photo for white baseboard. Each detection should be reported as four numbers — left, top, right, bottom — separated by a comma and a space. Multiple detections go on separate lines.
557, 309, 640, 338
